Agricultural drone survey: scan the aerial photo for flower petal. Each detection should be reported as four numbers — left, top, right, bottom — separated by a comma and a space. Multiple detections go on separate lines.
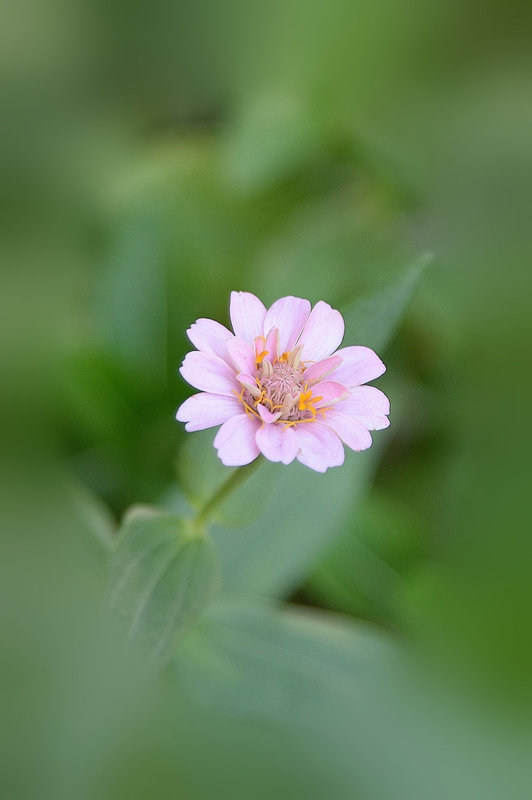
213, 414, 261, 466
294, 422, 345, 472
176, 393, 242, 432
304, 355, 342, 384
226, 337, 257, 376
339, 386, 390, 430
230, 291, 267, 344
263, 296, 311, 355
186, 318, 233, 361
311, 381, 350, 408
332, 346, 386, 387
299, 301, 345, 363
324, 407, 373, 451
236, 371, 257, 386
263, 326, 279, 363
256, 423, 298, 464
257, 404, 282, 424
180, 351, 239, 396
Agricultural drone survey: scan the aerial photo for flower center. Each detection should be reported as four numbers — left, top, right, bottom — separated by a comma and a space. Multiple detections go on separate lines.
237, 344, 324, 425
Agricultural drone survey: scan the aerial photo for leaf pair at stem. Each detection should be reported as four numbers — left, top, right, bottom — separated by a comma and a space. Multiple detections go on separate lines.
107, 459, 261, 672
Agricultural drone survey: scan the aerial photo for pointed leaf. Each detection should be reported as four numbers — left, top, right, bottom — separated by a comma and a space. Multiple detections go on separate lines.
343, 251, 433, 352
108, 507, 218, 671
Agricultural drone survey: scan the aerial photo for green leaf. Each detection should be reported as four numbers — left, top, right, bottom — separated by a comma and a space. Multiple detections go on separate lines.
177, 430, 274, 528
172, 600, 527, 800
68, 480, 115, 555
108, 506, 219, 671
96, 209, 168, 382
173, 597, 396, 722
222, 92, 324, 192
306, 490, 427, 626
343, 251, 433, 352
212, 447, 381, 597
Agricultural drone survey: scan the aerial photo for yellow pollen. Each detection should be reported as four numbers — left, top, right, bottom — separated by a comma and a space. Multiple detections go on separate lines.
298, 390, 322, 410
256, 350, 269, 365
297, 388, 323, 420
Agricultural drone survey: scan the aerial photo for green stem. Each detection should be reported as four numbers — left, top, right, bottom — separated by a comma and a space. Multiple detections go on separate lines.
194, 457, 262, 530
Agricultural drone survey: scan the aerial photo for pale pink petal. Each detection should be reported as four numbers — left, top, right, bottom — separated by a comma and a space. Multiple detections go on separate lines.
339, 386, 390, 430
360, 415, 389, 432
257, 404, 281, 424
230, 291, 267, 344
324, 408, 373, 452
294, 423, 345, 472
263, 326, 279, 363
236, 371, 257, 387
304, 355, 342, 384
180, 352, 239, 396
178, 293, 390, 468
213, 414, 261, 466
176, 393, 242, 432
256, 423, 299, 465
253, 335, 267, 361
349, 385, 390, 415
186, 318, 233, 361
332, 346, 386, 387
299, 301, 345, 363
263, 296, 311, 355
311, 381, 350, 408
226, 337, 257, 376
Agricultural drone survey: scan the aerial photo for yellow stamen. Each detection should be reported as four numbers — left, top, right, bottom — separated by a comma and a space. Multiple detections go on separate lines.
297, 388, 323, 420
256, 350, 269, 365
298, 391, 323, 411
282, 416, 319, 428
297, 390, 310, 410
234, 387, 245, 402
243, 401, 260, 419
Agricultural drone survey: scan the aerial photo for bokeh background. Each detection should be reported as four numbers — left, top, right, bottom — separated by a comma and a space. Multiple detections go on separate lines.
2, 0, 532, 797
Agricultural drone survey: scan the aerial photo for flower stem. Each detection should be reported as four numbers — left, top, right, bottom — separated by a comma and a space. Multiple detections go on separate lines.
194, 458, 262, 530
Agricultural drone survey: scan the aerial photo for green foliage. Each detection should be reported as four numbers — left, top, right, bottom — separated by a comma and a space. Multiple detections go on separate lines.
342, 251, 433, 352
9, 3, 532, 792
306, 490, 426, 626
108, 507, 219, 671
174, 597, 395, 721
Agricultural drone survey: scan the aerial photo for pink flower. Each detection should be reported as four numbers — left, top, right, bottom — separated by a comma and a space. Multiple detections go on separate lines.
176, 292, 390, 473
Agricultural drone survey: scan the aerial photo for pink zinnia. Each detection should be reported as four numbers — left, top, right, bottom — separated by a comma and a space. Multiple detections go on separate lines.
176, 292, 390, 472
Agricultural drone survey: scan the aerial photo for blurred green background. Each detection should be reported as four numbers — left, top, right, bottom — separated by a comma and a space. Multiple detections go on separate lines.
2, 0, 532, 797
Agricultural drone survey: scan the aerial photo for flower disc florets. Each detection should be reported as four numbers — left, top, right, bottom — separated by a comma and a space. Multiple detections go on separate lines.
240, 345, 323, 424
176, 292, 390, 472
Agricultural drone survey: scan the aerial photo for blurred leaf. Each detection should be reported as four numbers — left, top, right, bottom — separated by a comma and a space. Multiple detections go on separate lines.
343, 251, 433, 352
253, 179, 411, 306
212, 448, 380, 597
97, 207, 168, 382
306, 490, 426, 626
108, 506, 218, 670
172, 603, 532, 800
222, 92, 323, 192
157, 483, 194, 518
177, 429, 230, 508
70, 479, 115, 545
173, 597, 395, 722
177, 429, 274, 527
